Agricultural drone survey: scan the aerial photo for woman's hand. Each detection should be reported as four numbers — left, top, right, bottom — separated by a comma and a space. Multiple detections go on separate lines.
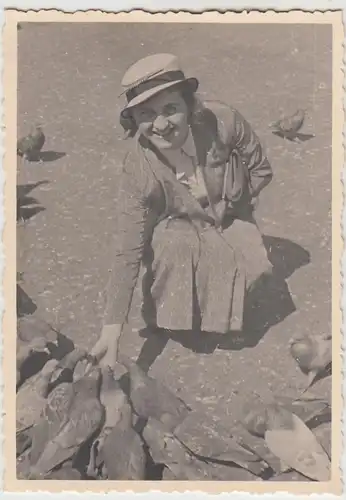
89, 323, 123, 369
250, 196, 259, 210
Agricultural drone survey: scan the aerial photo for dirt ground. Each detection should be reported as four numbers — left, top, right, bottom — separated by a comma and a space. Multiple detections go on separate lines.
17, 22, 332, 433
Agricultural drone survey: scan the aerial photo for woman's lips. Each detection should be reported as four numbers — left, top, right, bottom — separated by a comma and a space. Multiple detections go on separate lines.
153, 126, 175, 140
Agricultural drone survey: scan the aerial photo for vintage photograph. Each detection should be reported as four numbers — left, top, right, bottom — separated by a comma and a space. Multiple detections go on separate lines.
5, 10, 342, 490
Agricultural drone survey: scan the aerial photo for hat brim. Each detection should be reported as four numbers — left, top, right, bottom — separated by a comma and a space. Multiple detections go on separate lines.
121, 77, 199, 117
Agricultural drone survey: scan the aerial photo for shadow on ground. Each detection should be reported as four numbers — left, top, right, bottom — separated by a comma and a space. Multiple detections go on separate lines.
21, 151, 66, 163
17, 284, 37, 317
136, 235, 311, 372
271, 131, 315, 143
17, 180, 49, 222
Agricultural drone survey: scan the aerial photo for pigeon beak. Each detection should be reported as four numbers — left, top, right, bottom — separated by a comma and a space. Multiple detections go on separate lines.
43, 347, 51, 354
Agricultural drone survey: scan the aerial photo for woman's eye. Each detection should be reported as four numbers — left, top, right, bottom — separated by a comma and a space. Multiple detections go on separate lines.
164, 104, 178, 115
140, 109, 155, 120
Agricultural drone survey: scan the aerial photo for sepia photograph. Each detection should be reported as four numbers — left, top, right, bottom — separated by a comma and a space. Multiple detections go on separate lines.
3, 9, 343, 493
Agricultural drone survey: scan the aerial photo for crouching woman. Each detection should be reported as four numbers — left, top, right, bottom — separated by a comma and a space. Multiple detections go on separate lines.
90, 53, 273, 368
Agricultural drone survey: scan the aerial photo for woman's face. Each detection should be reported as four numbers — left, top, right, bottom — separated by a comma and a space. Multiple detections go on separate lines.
132, 89, 190, 150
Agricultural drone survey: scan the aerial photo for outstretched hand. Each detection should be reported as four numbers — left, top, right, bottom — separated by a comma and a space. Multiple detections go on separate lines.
88, 324, 123, 370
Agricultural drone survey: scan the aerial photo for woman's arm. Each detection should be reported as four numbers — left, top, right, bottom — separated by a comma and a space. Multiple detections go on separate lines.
233, 110, 273, 198
90, 151, 159, 368
103, 152, 153, 327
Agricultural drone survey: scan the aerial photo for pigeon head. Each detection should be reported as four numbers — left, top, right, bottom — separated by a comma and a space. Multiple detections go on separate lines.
296, 108, 306, 118
73, 364, 102, 398
289, 337, 315, 368
37, 359, 60, 397
265, 404, 295, 431
28, 336, 50, 354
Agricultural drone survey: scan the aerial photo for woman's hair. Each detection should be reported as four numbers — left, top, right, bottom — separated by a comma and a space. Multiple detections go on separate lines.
119, 82, 230, 168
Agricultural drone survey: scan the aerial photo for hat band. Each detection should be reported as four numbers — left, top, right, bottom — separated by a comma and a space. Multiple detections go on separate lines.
125, 70, 186, 103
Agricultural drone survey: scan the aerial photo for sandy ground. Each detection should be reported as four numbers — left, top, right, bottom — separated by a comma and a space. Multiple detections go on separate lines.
17, 22, 331, 434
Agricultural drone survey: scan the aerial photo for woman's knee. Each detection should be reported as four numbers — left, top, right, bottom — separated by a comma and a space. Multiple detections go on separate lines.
152, 219, 200, 260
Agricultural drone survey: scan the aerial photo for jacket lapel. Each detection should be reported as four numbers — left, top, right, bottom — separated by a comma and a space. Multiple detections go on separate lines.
138, 141, 215, 225
136, 107, 235, 228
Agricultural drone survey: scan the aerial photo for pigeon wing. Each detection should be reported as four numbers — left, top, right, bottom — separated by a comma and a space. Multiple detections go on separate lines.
264, 412, 331, 481
57, 398, 104, 449
31, 399, 103, 475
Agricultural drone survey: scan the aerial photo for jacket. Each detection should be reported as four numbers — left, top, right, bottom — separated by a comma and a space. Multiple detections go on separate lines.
103, 100, 273, 326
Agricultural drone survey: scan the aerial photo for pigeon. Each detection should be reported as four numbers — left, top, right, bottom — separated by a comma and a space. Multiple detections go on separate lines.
28, 365, 104, 478
241, 393, 268, 438
16, 358, 60, 453
264, 403, 331, 481
289, 333, 332, 389
16, 336, 53, 385
173, 410, 268, 477
145, 419, 261, 481
275, 393, 331, 427
269, 109, 306, 141
234, 422, 288, 475
235, 390, 331, 475
29, 349, 92, 468
49, 347, 89, 386
17, 315, 58, 344
17, 125, 45, 163
237, 393, 292, 472
97, 397, 146, 480
86, 366, 128, 478
118, 355, 191, 432
143, 418, 196, 478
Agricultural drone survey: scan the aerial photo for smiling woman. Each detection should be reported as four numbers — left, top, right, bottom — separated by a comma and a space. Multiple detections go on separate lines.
132, 90, 190, 150
90, 53, 274, 369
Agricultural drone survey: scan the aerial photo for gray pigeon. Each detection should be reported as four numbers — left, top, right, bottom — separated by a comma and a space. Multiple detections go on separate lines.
98, 399, 146, 480
28, 365, 104, 478
17, 125, 45, 162
269, 109, 306, 141
289, 333, 332, 389
17, 336, 53, 385
118, 354, 191, 432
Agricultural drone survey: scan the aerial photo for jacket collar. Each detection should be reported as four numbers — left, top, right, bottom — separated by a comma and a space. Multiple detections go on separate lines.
181, 128, 197, 158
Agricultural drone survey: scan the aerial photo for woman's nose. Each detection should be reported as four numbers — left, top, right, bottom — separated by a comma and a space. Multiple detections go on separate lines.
152, 115, 170, 132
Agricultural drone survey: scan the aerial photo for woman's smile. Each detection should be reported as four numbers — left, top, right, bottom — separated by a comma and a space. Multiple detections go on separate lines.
132, 89, 190, 150
153, 123, 174, 136
153, 124, 176, 141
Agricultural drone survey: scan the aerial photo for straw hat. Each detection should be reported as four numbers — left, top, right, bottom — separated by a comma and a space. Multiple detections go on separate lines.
120, 53, 199, 117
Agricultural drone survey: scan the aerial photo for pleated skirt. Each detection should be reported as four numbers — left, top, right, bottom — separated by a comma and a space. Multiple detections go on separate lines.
136, 214, 272, 335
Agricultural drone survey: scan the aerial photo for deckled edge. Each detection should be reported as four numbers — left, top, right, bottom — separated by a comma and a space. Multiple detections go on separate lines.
0, 7, 344, 497
2, 8, 346, 19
